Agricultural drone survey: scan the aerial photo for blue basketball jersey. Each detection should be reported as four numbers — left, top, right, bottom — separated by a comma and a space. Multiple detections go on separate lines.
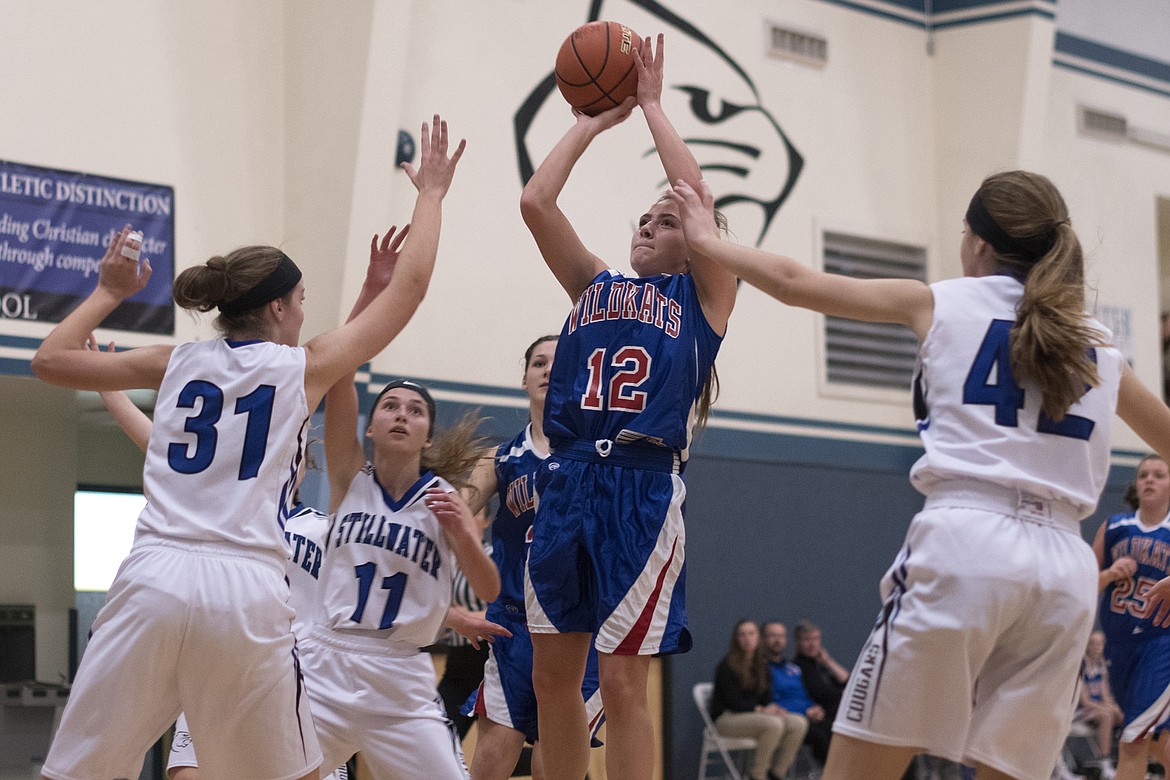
487, 424, 546, 621
1100, 511, 1170, 642
543, 270, 722, 461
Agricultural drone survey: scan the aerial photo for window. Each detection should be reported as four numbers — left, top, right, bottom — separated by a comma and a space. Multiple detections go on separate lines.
74, 487, 145, 592
823, 232, 926, 390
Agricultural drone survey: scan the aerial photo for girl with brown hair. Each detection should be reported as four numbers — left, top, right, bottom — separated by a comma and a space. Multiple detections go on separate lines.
710, 620, 808, 780
669, 170, 1170, 780
33, 115, 464, 780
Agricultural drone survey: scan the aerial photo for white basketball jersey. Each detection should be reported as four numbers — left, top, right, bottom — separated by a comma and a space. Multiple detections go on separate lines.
317, 467, 454, 650
284, 504, 330, 639
137, 339, 309, 553
910, 276, 1122, 518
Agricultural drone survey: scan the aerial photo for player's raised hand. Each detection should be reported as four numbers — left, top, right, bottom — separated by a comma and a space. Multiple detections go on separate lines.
424, 488, 479, 541
573, 96, 636, 134
365, 224, 410, 293
666, 179, 720, 251
98, 226, 151, 300
633, 33, 665, 109
402, 114, 465, 197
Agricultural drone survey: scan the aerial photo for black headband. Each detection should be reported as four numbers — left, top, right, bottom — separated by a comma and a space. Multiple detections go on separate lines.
371, 379, 437, 436
218, 253, 302, 315
965, 193, 1056, 263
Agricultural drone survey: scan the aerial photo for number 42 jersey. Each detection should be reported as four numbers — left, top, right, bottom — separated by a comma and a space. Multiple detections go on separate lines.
543, 269, 722, 463
909, 275, 1123, 518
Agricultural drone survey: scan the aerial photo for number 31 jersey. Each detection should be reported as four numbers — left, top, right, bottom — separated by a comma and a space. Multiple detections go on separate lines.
909, 275, 1123, 518
316, 467, 454, 651
138, 339, 309, 554
543, 269, 722, 462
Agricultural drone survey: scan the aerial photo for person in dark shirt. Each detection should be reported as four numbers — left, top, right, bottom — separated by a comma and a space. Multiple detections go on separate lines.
792, 621, 848, 723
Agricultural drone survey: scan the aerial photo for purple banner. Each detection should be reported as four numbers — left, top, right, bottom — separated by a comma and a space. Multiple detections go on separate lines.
0, 159, 174, 334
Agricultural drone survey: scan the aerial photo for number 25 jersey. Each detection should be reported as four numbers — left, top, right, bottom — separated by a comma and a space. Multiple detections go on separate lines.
909, 275, 1123, 518
1099, 511, 1170, 641
543, 269, 722, 461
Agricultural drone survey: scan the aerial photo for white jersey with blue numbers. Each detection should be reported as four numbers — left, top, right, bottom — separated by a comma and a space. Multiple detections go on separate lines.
1100, 511, 1170, 641
909, 275, 1122, 518
138, 339, 309, 553
283, 504, 330, 639
316, 466, 454, 651
544, 269, 722, 461
488, 424, 547, 621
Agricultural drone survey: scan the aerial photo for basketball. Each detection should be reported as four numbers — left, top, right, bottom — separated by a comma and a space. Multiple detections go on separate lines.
555, 21, 642, 116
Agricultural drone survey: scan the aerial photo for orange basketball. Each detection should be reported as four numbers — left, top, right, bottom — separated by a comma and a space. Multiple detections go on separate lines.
555, 21, 642, 116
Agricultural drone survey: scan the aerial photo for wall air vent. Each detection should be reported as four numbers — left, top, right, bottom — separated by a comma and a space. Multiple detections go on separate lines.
1077, 105, 1170, 153
823, 233, 926, 390
765, 21, 828, 68
1079, 106, 1128, 139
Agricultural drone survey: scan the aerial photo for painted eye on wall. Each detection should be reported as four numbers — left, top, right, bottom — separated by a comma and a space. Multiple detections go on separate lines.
676, 86, 746, 124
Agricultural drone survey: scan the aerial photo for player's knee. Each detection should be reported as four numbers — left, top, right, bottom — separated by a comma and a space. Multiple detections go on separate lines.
531, 662, 574, 700
598, 668, 648, 716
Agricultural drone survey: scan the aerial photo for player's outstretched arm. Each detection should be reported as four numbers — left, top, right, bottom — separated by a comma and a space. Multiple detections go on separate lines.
519, 100, 634, 300
32, 226, 172, 391
635, 34, 700, 195
303, 115, 464, 411
87, 336, 152, 452
1117, 363, 1170, 463
634, 34, 736, 334
669, 179, 935, 339
321, 225, 410, 511
443, 605, 512, 650
323, 372, 363, 515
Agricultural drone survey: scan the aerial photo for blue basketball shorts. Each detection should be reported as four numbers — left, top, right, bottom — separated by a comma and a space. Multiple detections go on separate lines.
524, 450, 691, 655
1107, 633, 1170, 742
473, 611, 604, 743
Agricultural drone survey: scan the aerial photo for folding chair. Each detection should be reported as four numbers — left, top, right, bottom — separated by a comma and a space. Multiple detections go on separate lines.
694, 681, 758, 780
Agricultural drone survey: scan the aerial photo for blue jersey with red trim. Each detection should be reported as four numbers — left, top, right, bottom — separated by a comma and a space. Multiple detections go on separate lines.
543, 269, 722, 460
487, 424, 546, 621
1100, 511, 1170, 643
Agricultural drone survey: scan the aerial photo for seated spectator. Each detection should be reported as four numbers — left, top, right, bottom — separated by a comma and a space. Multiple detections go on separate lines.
711, 620, 809, 780
761, 620, 829, 764
1074, 630, 1121, 778
792, 620, 848, 723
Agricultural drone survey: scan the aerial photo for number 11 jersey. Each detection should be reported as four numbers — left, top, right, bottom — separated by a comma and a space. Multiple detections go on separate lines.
317, 467, 454, 651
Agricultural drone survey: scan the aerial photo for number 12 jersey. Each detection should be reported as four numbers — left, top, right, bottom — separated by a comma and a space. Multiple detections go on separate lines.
543, 269, 722, 463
